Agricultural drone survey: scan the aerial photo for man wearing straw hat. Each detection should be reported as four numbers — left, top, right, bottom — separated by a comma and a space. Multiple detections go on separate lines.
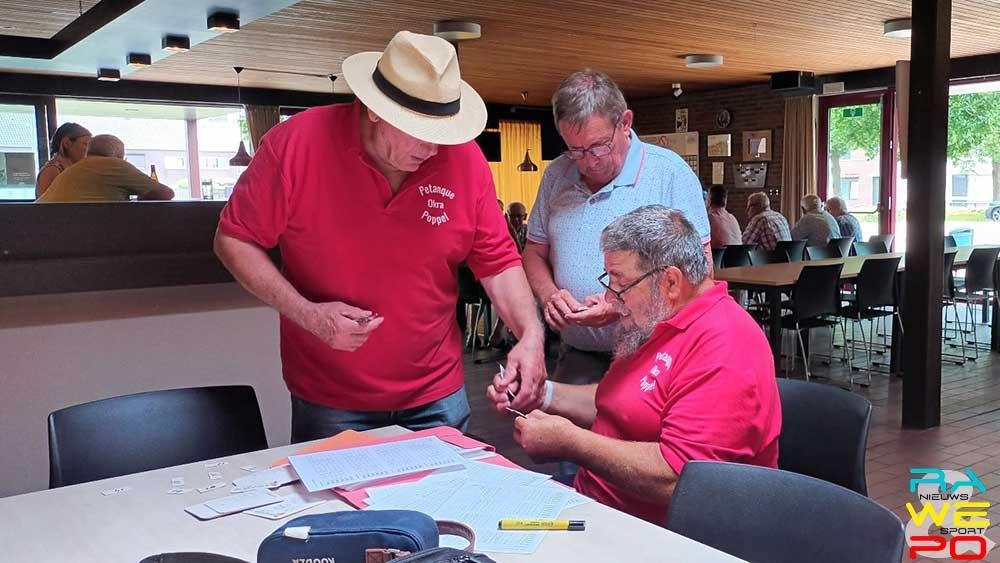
215, 31, 546, 441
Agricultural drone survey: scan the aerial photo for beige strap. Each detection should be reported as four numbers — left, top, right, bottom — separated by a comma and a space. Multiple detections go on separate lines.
363, 520, 477, 562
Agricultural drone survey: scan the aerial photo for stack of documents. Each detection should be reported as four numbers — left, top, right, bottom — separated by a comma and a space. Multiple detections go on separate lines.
363, 459, 593, 555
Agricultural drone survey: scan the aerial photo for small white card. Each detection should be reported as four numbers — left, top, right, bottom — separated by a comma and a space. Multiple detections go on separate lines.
197, 482, 227, 494
185, 489, 283, 521
205, 460, 229, 468
244, 497, 325, 520
231, 464, 297, 492
167, 488, 192, 495
171, 477, 185, 487
240, 465, 258, 473
208, 471, 223, 481
101, 486, 131, 496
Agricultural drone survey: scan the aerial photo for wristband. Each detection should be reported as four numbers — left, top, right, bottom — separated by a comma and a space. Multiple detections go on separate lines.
541, 380, 554, 411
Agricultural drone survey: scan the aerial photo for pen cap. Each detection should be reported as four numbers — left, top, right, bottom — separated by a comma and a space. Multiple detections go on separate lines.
567, 520, 586, 531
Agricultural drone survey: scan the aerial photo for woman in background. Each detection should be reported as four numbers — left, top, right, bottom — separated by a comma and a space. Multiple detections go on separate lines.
36, 123, 91, 198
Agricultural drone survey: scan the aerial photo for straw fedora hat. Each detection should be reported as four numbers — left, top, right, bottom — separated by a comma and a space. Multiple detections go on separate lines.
342, 30, 487, 146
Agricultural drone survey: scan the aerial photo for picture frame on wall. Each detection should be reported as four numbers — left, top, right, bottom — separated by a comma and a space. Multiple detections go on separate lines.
742, 129, 773, 161
675, 108, 689, 133
707, 134, 731, 158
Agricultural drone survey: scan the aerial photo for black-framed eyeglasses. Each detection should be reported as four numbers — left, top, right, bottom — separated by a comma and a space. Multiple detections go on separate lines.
564, 121, 621, 161
598, 269, 661, 301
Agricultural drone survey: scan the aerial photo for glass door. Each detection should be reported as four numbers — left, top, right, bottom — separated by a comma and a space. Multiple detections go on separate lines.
0, 100, 46, 201
818, 90, 897, 248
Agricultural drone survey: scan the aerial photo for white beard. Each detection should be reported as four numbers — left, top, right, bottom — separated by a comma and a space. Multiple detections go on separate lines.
613, 291, 672, 359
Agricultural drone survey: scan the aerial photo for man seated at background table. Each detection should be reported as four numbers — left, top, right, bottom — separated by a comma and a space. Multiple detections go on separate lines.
36, 135, 175, 203
791, 194, 841, 247
741, 191, 791, 251
489, 204, 782, 524
825, 196, 863, 242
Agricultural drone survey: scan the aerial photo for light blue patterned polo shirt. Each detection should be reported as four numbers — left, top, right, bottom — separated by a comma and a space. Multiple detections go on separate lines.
527, 130, 710, 352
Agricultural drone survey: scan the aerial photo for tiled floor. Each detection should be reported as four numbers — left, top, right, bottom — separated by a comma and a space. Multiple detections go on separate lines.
461, 326, 1000, 562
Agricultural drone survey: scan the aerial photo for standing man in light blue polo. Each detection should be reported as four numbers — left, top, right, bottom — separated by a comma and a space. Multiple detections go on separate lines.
522, 69, 711, 385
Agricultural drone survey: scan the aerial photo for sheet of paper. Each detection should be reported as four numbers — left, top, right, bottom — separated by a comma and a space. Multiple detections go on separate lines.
243, 486, 335, 520
204, 489, 283, 515
231, 464, 298, 492
289, 436, 466, 492
712, 161, 725, 184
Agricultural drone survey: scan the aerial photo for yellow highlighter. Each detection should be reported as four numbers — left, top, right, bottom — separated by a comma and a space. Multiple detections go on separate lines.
498, 519, 586, 531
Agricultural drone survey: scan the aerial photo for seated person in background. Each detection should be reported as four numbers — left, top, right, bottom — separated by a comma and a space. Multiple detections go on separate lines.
706, 185, 741, 248
36, 135, 175, 203
741, 191, 791, 251
825, 196, 862, 242
489, 205, 781, 524
36, 122, 91, 198
791, 194, 841, 246
507, 201, 528, 252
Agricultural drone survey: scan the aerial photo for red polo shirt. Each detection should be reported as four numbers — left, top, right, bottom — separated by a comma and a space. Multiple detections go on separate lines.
218, 102, 520, 411
574, 281, 781, 524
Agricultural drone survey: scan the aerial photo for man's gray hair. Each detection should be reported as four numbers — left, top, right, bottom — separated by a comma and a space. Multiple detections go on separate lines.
801, 193, 822, 213
551, 69, 627, 130
748, 191, 771, 210
826, 196, 847, 213
87, 134, 125, 158
601, 205, 708, 285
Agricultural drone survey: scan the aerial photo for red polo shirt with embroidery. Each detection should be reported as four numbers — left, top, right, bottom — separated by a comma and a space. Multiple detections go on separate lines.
574, 281, 782, 524
217, 101, 520, 411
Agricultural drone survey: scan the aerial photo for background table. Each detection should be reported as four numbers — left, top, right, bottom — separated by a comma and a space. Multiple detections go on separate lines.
0, 426, 746, 563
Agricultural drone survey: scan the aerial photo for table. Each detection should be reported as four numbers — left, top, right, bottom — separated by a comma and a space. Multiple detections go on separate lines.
715, 246, 1000, 376
0, 426, 746, 563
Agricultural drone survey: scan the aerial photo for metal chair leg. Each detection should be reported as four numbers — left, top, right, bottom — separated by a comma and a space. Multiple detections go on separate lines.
796, 324, 811, 381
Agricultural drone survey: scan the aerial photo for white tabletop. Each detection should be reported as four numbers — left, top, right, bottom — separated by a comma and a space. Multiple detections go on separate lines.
0, 426, 745, 563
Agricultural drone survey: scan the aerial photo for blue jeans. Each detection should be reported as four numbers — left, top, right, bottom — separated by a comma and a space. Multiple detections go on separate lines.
290, 386, 471, 443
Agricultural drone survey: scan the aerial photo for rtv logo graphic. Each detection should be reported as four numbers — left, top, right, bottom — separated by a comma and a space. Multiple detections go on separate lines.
906, 468, 996, 560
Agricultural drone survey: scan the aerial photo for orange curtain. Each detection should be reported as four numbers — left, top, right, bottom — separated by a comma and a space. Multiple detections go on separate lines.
246, 105, 281, 151
493, 120, 548, 213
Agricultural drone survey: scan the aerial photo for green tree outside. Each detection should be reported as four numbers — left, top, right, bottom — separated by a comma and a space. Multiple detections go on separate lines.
947, 92, 1000, 202
827, 104, 882, 197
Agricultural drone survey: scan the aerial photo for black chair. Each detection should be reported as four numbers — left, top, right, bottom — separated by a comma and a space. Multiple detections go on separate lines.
777, 379, 872, 495
853, 241, 887, 256
48, 385, 268, 488
721, 244, 756, 268
667, 461, 905, 563
828, 236, 855, 259
941, 250, 968, 365
776, 240, 807, 262
711, 247, 725, 270
953, 246, 1000, 360
458, 263, 493, 357
749, 248, 789, 266
944, 235, 958, 249
837, 256, 903, 386
781, 263, 845, 380
806, 245, 839, 260
868, 234, 894, 251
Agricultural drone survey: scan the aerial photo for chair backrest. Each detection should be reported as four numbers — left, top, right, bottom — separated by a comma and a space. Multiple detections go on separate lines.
667, 461, 905, 563
722, 244, 756, 268
943, 250, 957, 299
792, 263, 844, 321
856, 256, 902, 310
853, 241, 887, 256
828, 236, 854, 258
711, 247, 725, 269
777, 379, 872, 495
457, 263, 487, 302
806, 245, 839, 260
749, 248, 790, 266
964, 247, 1000, 294
776, 240, 807, 262
944, 235, 958, 249
48, 385, 268, 488
869, 234, 894, 251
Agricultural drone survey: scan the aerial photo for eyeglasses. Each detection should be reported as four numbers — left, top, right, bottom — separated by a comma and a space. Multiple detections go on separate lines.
598, 269, 661, 301
564, 121, 621, 161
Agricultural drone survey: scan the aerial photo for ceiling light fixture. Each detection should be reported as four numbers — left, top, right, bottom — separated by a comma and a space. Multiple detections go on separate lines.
207, 11, 240, 33
684, 54, 723, 69
229, 66, 252, 167
516, 91, 539, 173
883, 18, 912, 38
127, 53, 152, 68
97, 68, 121, 82
162, 34, 191, 53
432, 21, 482, 42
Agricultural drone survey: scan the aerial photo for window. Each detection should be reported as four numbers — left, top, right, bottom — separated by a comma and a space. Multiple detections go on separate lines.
56, 99, 249, 201
872, 176, 881, 205
952, 174, 969, 198
0, 103, 41, 200
164, 156, 186, 169
840, 178, 860, 200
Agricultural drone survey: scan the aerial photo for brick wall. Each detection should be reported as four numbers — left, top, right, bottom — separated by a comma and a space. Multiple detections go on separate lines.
631, 84, 787, 226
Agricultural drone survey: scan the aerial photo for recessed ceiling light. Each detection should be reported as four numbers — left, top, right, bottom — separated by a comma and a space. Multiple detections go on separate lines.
162, 34, 191, 52
127, 53, 152, 67
97, 68, 121, 82
433, 21, 482, 42
884, 18, 912, 38
207, 11, 240, 33
685, 54, 724, 69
